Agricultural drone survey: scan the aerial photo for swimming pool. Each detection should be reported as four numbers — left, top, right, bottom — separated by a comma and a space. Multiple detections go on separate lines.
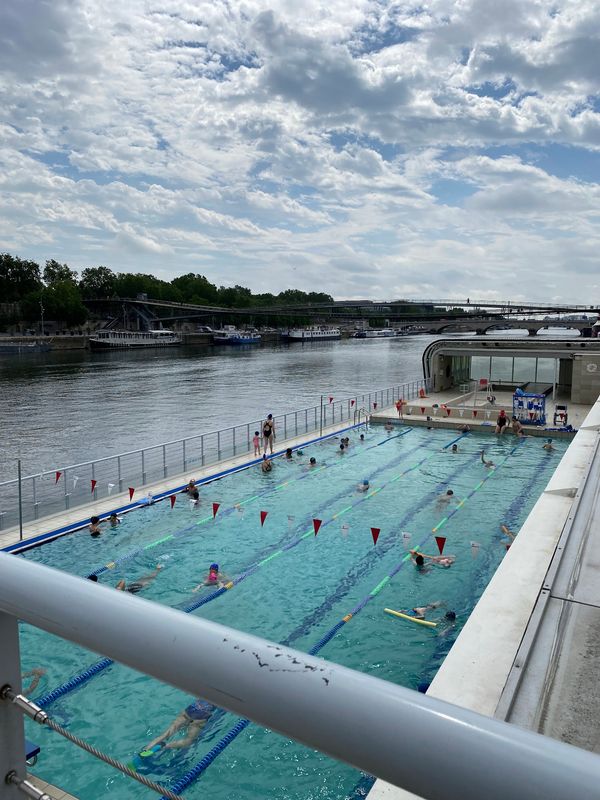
19, 425, 566, 799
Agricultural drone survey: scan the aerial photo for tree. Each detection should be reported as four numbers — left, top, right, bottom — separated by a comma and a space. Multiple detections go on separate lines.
22, 282, 88, 327
44, 259, 78, 286
0, 253, 42, 301
79, 266, 116, 299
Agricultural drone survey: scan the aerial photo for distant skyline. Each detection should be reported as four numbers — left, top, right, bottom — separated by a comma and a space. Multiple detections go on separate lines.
1, 1, 599, 302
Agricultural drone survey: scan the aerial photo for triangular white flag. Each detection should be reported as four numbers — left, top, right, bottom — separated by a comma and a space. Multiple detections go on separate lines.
432, 408, 438, 415
459, 409, 464, 417
107, 483, 115, 495
485, 411, 491, 419
73, 475, 79, 488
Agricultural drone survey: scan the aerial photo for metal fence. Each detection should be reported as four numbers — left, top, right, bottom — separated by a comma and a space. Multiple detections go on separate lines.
0, 378, 430, 531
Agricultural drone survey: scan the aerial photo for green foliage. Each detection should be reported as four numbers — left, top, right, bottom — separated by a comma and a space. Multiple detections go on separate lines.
22, 282, 88, 326
0, 253, 42, 301
79, 266, 116, 299
44, 259, 78, 286
171, 273, 219, 304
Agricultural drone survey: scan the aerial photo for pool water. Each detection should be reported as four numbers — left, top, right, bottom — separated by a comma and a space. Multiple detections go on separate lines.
19, 426, 566, 799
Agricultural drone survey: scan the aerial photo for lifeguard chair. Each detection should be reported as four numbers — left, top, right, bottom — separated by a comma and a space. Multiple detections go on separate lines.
553, 404, 568, 426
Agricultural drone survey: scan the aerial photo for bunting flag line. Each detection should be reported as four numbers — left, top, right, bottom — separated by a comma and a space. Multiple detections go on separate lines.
212, 502, 220, 518
328, 396, 334, 403
373, 402, 378, 409
350, 399, 355, 407
260, 510, 268, 527
485, 411, 491, 419
170, 495, 176, 509
420, 406, 425, 414
473, 410, 478, 418
435, 536, 446, 554
313, 518, 322, 536
107, 483, 115, 495
446, 408, 452, 417
72, 475, 79, 488
90, 479, 97, 493
432, 408, 438, 416
55, 471, 62, 484
459, 409, 464, 417
128, 487, 135, 501
371, 527, 380, 545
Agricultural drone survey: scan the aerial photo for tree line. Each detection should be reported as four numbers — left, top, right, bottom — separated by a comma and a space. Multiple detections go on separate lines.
0, 253, 334, 329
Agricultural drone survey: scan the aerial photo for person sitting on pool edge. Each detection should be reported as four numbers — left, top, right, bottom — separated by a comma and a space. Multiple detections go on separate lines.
495, 409, 508, 435
89, 516, 102, 537
142, 697, 218, 755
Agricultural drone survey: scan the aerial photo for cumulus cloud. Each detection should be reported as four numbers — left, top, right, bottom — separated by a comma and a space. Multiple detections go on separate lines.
0, 0, 599, 300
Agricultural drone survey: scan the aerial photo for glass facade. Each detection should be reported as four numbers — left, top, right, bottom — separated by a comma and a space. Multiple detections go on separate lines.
468, 355, 558, 385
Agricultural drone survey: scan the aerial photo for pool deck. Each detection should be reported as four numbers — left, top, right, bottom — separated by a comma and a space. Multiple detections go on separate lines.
368, 392, 600, 800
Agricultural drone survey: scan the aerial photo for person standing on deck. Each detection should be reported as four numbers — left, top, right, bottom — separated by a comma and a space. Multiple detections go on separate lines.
262, 414, 276, 454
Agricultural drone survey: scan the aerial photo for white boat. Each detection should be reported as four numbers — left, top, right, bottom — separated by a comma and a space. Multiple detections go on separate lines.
89, 329, 181, 350
213, 327, 261, 345
283, 326, 341, 341
364, 329, 396, 338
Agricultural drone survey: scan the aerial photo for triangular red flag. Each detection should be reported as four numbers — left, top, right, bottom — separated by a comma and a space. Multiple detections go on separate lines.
260, 510, 268, 526
90, 479, 97, 493
128, 487, 135, 500
170, 495, 176, 508
313, 518, 322, 536
212, 502, 220, 518
371, 527, 380, 545
435, 536, 446, 554
350, 399, 355, 407
420, 406, 425, 414
472, 409, 478, 418
328, 396, 334, 403
446, 408, 452, 417
55, 471, 62, 484
373, 402, 378, 409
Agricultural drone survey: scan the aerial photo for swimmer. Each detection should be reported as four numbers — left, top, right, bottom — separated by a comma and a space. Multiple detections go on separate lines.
21, 668, 46, 694
285, 448, 293, 459
87, 565, 163, 593
143, 698, 218, 753
410, 549, 456, 569
411, 601, 442, 619
339, 443, 346, 454
262, 413, 276, 455
252, 431, 261, 456
480, 450, 495, 468
192, 563, 229, 592
357, 478, 369, 492
189, 488, 200, 507
501, 524, 516, 549
109, 513, 121, 527
511, 416, 524, 437
384, 422, 394, 432
359, 434, 365, 441
458, 424, 471, 433
261, 454, 272, 472
183, 479, 196, 494
543, 438, 555, 451
437, 489, 454, 504
450, 444, 458, 453
309, 457, 317, 467
89, 516, 102, 537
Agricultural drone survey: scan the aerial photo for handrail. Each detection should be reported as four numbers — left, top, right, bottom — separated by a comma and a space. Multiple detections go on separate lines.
0, 378, 430, 530
0, 553, 599, 800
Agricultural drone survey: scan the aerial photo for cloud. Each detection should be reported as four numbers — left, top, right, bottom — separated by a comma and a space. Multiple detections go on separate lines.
0, 0, 599, 300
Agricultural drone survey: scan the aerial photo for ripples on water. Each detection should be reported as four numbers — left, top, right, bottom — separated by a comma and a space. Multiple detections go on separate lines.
0, 337, 437, 479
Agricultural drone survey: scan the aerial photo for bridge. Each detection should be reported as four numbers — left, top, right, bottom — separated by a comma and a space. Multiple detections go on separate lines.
84, 297, 599, 333
402, 318, 596, 337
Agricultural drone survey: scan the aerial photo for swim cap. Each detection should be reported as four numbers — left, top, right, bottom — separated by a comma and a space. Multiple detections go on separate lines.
445, 611, 456, 621
362, 479, 369, 485
209, 563, 219, 571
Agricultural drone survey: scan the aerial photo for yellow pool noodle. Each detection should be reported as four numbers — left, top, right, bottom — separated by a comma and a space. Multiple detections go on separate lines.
384, 608, 438, 628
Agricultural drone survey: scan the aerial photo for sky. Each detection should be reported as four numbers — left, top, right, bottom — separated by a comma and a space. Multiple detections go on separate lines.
1, 0, 599, 303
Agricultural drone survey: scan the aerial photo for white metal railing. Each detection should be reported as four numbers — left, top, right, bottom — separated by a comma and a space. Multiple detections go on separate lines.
0, 553, 599, 800
0, 379, 430, 532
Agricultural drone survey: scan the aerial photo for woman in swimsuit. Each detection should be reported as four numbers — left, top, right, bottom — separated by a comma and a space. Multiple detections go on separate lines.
262, 413, 275, 454
495, 410, 508, 435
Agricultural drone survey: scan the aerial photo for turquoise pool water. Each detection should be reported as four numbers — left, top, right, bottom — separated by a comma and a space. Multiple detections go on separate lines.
19, 426, 566, 799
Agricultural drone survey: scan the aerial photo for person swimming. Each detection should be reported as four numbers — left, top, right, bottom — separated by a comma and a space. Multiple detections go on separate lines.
142, 698, 217, 754
89, 516, 102, 537
285, 448, 293, 459
192, 563, 228, 592
357, 478, 369, 492
309, 457, 317, 467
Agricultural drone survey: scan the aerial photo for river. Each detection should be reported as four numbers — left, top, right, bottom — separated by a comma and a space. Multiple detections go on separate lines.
0, 335, 444, 481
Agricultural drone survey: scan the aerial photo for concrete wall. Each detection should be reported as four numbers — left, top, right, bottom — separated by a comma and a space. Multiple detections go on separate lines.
571, 355, 600, 404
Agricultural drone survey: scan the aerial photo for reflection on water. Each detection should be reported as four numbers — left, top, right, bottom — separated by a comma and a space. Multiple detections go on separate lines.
0, 337, 436, 479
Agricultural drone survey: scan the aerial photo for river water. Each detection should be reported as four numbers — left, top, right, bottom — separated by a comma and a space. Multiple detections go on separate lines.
0, 336, 444, 481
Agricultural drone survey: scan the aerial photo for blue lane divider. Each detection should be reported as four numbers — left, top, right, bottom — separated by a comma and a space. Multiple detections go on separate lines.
35, 432, 422, 708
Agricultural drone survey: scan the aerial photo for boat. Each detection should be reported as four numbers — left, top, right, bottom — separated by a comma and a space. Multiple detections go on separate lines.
88, 329, 181, 350
0, 340, 53, 354
365, 329, 396, 338
283, 326, 341, 341
212, 327, 261, 345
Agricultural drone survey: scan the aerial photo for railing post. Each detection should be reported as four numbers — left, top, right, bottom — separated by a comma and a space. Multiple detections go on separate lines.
201, 435, 205, 466
91, 463, 96, 500
0, 611, 26, 798
141, 450, 147, 484
118, 456, 123, 493
183, 439, 187, 472
162, 445, 167, 478
217, 431, 221, 461
246, 424, 250, 453
295, 411, 298, 436
284, 415, 288, 440
64, 468, 70, 510
233, 427, 237, 456
32, 475, 38, 521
